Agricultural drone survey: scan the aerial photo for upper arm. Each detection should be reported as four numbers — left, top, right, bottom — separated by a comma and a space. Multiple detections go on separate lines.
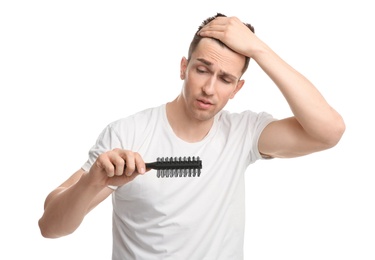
44, 168, 113, 212
258, 116, 333, 158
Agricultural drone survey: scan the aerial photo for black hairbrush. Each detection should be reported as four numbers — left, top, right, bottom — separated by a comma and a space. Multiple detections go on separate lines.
146, 156, 202, 178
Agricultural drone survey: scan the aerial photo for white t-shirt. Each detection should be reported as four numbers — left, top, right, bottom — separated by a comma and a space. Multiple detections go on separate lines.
82, 104, 274, 260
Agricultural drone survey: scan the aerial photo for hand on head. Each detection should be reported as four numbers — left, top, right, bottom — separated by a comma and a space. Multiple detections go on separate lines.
198, 15, 259, 58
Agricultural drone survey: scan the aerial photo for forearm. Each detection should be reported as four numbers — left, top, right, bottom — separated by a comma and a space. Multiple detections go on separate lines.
252, 43, 345, 145
38, 172, 104, 238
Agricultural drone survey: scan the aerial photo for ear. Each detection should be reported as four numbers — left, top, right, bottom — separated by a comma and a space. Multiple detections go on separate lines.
180, 57, 188, 80
229, 79, 245, 99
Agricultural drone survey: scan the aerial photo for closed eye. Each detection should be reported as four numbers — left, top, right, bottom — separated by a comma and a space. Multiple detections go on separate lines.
220, 77, 232, 84
196, 68, 208, 74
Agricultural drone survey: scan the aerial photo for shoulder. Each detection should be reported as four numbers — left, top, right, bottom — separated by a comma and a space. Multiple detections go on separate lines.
109, 105, 163, 130
92, 105, 164, 149
218, 109, 275, 127
216, 110, 276, 144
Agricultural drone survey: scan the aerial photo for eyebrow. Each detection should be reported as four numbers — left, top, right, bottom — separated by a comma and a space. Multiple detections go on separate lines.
196, 58, 239, 81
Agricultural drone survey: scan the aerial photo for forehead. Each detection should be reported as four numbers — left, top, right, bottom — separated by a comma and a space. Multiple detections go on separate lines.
190, 38, 245, 76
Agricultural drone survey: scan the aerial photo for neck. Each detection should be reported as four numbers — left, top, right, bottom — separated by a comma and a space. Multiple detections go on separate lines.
166, 96, 214, 143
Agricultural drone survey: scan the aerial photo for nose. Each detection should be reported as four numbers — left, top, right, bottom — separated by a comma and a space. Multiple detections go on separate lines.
202, 77, 216, 96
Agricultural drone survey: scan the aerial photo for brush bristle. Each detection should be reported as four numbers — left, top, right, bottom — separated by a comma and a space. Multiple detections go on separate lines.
145, 156, 202, 178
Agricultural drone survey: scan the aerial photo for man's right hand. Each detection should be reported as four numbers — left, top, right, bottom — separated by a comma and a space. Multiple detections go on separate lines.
89, 148, 147, 188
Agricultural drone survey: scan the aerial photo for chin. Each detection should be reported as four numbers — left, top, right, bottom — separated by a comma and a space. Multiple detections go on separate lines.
192, 109, 217, 122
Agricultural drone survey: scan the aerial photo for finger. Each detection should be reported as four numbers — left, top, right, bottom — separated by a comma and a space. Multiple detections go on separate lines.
103, 149, 126, 177
206, 16, 227, 26
200, 22, 225, 32
111, 154, 126, 176
134, 152, 146, 174
96, 153, 115, 177
121, 150, 136, 177
199, 25, 226, 39
200, 17, 227, 31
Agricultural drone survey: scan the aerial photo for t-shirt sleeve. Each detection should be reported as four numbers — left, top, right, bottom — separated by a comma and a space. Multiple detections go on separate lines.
81, 124, 122, 172
246, 111, 276, 163
81, 124, 123, 190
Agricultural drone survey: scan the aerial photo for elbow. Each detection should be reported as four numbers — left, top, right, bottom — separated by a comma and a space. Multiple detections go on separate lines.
322, 116, 346, 149
38, 218, 54, 238
38, 218, 58, 239
38, 217, 72, 239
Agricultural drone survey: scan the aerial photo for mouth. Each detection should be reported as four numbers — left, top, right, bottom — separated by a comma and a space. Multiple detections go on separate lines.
196, 98, 213, 109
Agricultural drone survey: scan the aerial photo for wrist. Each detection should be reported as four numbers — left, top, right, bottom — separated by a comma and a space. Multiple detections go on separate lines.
79, 171, 107, 192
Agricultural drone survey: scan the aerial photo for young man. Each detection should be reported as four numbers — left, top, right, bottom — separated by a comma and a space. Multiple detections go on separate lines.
38, 13, 345, 259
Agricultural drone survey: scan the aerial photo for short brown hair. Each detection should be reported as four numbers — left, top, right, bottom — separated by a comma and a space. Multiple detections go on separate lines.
187, 13, 255, 75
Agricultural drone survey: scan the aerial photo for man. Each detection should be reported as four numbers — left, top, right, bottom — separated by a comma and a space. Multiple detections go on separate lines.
38, 13, 345, 259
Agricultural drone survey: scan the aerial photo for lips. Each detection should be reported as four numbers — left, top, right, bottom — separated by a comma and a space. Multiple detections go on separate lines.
196, 98, 213, 109
198, 98, 212, 105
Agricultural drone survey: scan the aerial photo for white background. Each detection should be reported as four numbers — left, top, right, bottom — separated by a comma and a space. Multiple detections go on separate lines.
1, 0, 374, 259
